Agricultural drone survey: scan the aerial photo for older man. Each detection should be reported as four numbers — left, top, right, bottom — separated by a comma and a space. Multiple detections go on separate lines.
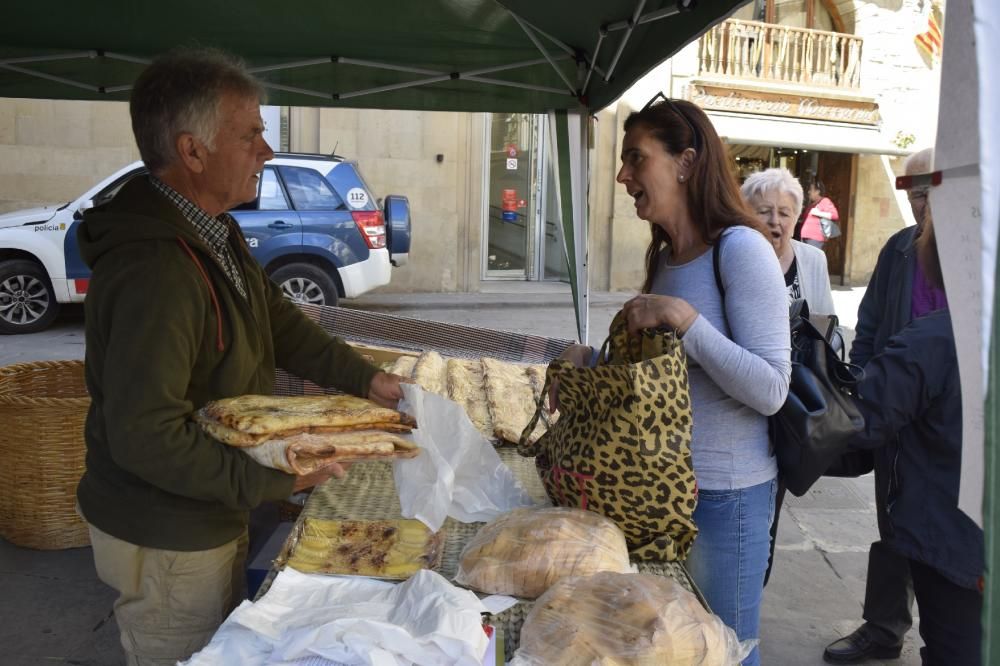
75, 48, 405, 665
822, 148, 941, 663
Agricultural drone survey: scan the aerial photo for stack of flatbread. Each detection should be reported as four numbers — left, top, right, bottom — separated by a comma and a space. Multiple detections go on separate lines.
195, 394, 419, 474
384, 351, 553, 446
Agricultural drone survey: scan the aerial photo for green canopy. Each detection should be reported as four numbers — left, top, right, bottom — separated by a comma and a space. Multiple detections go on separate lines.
0, 0, 749, 343
0, 1, 742, 113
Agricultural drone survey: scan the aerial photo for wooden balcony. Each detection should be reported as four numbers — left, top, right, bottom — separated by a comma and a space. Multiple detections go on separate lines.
698, 19, 863, 89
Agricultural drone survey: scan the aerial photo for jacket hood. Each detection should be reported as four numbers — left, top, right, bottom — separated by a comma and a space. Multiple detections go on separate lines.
77, 176, 202, 269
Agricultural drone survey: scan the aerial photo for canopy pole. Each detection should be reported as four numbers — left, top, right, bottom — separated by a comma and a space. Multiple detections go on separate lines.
548, 108, 590, 343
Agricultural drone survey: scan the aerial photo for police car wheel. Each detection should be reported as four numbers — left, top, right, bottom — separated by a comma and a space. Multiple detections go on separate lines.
270, 263, 339, 308
0, 259, 61, 334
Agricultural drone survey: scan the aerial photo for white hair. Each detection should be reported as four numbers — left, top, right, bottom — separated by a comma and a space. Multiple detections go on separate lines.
740, 168, 804, 217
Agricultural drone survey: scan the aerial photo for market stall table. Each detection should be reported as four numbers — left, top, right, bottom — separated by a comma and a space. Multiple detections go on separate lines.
255, 446, 704, 660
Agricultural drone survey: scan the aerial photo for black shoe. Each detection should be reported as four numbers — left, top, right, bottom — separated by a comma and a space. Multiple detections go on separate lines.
823, 627, 903, 663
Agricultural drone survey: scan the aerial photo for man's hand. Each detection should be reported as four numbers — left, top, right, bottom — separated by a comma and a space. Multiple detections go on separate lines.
559, 343, 594, 368
367, 371, 409, 407
292, 462, 351, 493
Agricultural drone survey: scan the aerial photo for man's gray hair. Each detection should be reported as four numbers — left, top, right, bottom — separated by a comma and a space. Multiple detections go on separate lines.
130, 47, 265, 174
740, 167, 805, 217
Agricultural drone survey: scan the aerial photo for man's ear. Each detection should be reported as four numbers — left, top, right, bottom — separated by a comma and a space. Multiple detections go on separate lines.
175, 133, 207, 174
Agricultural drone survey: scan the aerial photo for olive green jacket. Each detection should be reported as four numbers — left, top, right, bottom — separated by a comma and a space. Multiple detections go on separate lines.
76, 176, 378, 550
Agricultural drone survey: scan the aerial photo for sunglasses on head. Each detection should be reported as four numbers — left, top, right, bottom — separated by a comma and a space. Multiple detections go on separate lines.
642, 92, 701, 153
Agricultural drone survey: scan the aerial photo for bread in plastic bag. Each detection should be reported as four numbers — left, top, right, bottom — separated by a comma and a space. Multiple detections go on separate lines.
455, 507, 631, 599
510, 571, 753, 666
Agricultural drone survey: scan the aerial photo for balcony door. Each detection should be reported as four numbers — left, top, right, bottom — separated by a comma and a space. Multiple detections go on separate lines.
482, 112, 568, 281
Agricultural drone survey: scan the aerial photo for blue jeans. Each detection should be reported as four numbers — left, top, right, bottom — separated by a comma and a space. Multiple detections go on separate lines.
686, 478, 777, 666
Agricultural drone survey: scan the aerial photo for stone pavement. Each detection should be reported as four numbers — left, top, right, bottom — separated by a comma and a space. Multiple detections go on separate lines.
0, 285, 924, 665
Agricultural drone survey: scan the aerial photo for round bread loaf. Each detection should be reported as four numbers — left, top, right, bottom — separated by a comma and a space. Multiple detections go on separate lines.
512, 571, 743, 665
455, 507, 631, 599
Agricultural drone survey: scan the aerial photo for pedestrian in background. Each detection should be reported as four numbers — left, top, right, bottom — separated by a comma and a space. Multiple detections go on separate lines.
822, 147, 939, 663
800, 179, 839, 249
840, 209, 983, 665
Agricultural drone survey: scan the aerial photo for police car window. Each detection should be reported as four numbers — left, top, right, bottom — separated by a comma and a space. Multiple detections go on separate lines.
258, 168, 290, 211
278, 166, 345, 211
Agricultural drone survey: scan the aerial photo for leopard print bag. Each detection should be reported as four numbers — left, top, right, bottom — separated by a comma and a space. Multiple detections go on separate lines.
518, 310, 697, 561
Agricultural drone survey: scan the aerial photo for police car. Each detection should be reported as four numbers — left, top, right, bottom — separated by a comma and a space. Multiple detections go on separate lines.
0, 153, 410, 333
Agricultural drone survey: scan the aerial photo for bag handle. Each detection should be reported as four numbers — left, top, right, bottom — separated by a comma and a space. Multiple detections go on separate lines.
518, 326, 617, 455
517, 360, 564, 455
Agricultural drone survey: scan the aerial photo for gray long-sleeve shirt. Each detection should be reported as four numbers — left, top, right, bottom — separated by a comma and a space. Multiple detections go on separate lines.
651, 226, 791, 490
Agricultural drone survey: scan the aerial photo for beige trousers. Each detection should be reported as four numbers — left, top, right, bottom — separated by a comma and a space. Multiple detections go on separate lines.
87, 524, 248, 666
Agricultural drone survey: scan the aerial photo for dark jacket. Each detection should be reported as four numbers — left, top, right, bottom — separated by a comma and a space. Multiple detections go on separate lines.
849, 225, 917, 367
849, 310, 984, 590
76, 176, 379, 551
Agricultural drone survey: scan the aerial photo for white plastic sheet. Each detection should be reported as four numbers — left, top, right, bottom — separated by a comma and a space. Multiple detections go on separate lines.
393, 384, 537, 531
182, 569, 492, 666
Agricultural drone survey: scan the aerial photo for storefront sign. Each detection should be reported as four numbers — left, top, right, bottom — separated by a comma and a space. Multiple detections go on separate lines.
688, 84, 880, 125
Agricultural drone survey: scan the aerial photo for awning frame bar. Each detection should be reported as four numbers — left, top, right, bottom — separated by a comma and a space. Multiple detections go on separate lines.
604, 0, 647, 82
509, 12, 578, 96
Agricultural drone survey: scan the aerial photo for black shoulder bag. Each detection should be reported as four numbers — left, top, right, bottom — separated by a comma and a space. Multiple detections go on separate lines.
712, 240, 867, 496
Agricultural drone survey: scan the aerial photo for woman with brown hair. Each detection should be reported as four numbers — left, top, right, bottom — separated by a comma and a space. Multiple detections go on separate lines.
562, 95, 791, 665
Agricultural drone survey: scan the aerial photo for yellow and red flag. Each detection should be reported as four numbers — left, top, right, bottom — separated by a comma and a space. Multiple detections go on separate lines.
915, 5, 943, 62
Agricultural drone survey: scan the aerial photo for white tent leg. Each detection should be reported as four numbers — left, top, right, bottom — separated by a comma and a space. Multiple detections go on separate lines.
547, 108, 590, 344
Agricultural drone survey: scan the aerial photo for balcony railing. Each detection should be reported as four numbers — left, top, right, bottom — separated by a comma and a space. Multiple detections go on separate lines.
698, 19, 863, 89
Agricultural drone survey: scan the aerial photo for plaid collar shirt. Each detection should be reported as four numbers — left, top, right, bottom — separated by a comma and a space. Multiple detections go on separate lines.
151, 176, 248, 299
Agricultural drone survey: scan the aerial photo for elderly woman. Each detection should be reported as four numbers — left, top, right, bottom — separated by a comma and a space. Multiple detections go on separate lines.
561, 97, 790, 666
741, 168, 838, 588
741, 168, 835, 315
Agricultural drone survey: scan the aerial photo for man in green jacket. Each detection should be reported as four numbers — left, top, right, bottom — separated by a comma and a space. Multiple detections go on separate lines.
75, 47, 406, 665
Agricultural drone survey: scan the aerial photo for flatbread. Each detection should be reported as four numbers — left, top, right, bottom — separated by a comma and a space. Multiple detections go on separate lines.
446, 358, 493, 440
199, 394, 415, 435
286, 518, 444, 579
483, 357, 547, 445
387, 355, 418, 378
411, 351, 447, 396
197, 415, 413, 447
241, 430, 419, 474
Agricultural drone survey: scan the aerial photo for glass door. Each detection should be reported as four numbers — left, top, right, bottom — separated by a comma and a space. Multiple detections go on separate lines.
484, 112, 535, 278
483, 113, 569, 281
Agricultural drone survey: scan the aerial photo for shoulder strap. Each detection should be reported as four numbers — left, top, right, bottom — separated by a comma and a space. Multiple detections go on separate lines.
712, 235, 725, 304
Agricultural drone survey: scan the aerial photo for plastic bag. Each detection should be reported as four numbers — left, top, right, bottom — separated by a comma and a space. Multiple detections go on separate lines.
393, 383, 535, 531
510, 571, 754, 666
454, 507, 632, 599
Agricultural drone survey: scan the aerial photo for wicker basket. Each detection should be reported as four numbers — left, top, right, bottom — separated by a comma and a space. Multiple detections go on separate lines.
0, 360, 91, 549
